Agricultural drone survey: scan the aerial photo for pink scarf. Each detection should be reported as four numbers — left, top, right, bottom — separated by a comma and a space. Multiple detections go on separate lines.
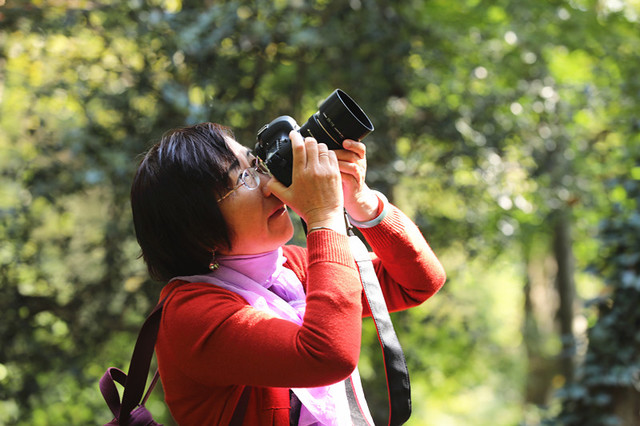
172, 248, 373, 426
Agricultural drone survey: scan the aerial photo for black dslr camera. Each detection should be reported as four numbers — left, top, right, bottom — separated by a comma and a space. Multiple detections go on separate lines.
254, 89, 374, 187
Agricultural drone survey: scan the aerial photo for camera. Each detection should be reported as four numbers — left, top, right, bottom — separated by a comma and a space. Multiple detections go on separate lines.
254, 89, 374, 187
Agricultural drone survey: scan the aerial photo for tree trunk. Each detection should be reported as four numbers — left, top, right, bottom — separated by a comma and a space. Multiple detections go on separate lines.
552, 208, 576, 384
522, 243, 559, 406
612, 386, 640, 426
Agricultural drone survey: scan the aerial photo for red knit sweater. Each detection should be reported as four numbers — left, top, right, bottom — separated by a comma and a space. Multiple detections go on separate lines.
156, 206, 446, 425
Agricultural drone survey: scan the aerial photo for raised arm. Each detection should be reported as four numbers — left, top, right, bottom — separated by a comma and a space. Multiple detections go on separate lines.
335, 139, 446, 314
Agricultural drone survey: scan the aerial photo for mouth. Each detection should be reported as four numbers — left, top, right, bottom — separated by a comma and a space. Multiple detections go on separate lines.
269, 205, 287, 219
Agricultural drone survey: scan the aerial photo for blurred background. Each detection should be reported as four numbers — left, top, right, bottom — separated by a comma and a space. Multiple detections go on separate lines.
1, 0, 639, 425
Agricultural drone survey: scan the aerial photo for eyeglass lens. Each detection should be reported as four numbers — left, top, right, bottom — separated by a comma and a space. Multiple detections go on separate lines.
241, 168, 260, 189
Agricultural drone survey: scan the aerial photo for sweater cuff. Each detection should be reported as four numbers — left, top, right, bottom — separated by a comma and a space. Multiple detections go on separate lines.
307, 229, 356, 268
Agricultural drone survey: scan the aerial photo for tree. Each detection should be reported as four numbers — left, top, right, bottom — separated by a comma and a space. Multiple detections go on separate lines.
549, 169, 640, 425
1, 0, 640, 425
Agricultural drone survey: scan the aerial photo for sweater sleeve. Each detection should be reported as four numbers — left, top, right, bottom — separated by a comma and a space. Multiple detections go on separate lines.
158, 231, 363, 389
357, 203, 447, 314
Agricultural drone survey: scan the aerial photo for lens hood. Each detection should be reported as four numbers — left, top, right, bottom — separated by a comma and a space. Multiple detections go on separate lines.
299, 89, 374, 149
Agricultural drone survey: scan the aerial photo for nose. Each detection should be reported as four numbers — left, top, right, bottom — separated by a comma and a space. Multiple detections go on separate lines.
260, 173, 273, 197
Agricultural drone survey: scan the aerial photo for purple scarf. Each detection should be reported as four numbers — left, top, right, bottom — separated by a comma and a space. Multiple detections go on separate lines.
172, 248, 373, 426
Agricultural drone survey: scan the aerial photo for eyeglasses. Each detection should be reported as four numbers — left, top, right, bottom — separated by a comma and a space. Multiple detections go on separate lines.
216, 156, 271, 203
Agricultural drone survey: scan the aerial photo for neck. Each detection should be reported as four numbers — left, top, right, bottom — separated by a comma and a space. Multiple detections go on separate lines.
217, 248, 282, 286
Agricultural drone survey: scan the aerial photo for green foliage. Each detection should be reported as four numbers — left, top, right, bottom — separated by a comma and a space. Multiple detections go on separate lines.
549, 174, 640, 426
1, 0, 640, 425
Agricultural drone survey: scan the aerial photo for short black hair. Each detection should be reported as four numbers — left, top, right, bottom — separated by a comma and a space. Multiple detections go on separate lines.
131, 122, 239, 282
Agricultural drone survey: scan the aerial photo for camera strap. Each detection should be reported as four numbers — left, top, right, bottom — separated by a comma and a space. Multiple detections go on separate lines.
302, 217, 412, 425
347, 227, 412, 426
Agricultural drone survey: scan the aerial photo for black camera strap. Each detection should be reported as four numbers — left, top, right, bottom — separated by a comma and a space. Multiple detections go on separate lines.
302, 217, 412, 425
347, 227, 412, 426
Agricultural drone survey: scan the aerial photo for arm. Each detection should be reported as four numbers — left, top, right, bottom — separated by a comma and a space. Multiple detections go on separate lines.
357, 201, 446, 313
335, 140, 446, 314
160, 230, 363, 389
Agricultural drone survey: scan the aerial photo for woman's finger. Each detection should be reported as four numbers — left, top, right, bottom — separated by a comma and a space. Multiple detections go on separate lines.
321, 150, 337, 166
317, 142, 329, 154
334, 149, 360, 163
290, 130, 306, 170
304, 137, 319, 165
342, 139, 366, 158
316, 143, 332, 163
265, 176, 288, 200
338, 161, 360, 178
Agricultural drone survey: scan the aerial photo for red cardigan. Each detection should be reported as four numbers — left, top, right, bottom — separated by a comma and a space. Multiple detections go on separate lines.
155, 206, 446, 425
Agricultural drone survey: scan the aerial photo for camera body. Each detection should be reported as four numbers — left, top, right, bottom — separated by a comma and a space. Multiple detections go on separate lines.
255, 89, 374, 187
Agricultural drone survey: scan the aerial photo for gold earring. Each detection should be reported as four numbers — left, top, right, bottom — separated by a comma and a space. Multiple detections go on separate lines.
209, 250, 219, 271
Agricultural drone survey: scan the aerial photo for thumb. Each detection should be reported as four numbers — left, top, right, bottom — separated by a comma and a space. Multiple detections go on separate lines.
265, 177, 289, 201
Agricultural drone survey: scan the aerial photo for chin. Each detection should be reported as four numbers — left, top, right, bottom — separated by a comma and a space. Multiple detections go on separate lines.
266, 211, 294, 248
279, 221, 295, 245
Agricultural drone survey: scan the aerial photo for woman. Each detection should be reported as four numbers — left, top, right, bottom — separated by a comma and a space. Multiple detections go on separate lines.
131, 122, 446, 425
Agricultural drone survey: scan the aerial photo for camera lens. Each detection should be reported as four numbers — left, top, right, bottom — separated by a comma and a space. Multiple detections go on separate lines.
255, 90, 373, 187
299, 89, 374, 150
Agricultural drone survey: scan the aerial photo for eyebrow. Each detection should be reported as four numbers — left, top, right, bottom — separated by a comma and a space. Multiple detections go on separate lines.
227, 158, 240, 171
225, 149, 253, 186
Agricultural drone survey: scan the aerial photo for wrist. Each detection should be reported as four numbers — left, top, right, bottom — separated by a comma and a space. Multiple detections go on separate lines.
345, 189, 380, 223
307, 215, 347, 235
346, 190, 389, 229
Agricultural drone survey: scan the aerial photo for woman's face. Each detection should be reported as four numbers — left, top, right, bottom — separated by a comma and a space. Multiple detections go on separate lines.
216, 138, 294, 255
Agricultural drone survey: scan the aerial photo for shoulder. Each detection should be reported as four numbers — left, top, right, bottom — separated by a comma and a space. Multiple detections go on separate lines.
283, 244, 307, 263
159, 281, 250, 331
160, 280, 248, 306
283, 244, 308, 283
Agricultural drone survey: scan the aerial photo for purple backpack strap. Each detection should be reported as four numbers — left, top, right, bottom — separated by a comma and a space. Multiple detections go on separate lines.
100, 367, 129, 418
100, 294, 251, 425
118, 301, 165, 424
98, 299, 164, 425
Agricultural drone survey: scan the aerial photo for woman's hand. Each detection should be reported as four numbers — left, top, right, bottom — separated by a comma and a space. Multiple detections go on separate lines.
266, 131, 346, 234
335, 140, 380, 223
